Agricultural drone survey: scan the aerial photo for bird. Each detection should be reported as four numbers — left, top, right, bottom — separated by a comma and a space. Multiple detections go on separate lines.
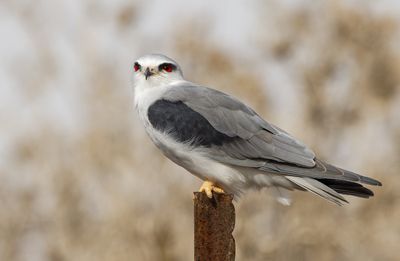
132, 54, 381, 205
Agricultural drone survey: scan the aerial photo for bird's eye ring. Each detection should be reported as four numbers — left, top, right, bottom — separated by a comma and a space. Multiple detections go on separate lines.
134, 62, 141, 72
159, 63, 176, 73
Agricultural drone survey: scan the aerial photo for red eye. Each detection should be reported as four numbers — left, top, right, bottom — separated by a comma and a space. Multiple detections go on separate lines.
160, 63, 175, 73
164, 64, 173, 72
134, 63, 140, 72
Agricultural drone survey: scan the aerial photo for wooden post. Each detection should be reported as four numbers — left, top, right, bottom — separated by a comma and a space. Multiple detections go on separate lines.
193, 192, 235, 261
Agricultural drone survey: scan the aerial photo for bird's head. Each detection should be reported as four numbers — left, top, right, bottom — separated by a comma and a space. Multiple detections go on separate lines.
132, 54, 184, 88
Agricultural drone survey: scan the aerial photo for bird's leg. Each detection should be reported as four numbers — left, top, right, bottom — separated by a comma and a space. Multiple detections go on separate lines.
198, 181, 225, 198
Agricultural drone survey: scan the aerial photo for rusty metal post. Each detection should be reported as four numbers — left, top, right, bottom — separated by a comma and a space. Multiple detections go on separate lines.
193, 192, 235, 261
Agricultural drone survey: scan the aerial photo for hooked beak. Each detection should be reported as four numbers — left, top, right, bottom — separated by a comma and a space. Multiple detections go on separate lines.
144, 68, 154, 80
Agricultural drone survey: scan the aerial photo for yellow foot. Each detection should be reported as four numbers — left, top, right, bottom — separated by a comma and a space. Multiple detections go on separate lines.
199, 181, 225, 198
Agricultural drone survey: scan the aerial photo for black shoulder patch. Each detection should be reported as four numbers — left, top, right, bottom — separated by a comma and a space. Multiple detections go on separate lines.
147, 99, 236, 147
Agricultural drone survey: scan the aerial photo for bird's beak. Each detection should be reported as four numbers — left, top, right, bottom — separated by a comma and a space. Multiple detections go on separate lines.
144, 68, 154, 80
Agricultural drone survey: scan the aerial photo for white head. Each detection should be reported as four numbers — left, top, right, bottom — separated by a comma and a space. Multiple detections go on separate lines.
132, 54, 184, 89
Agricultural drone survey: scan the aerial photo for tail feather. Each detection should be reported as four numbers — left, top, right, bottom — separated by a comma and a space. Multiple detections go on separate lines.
286, 176, 348, 206
286, 176, 376, 205
316, 179, 374, 198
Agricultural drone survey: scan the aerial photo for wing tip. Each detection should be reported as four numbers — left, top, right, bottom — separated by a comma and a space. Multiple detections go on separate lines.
360, 176, 382, 186
317, 178, 377, 199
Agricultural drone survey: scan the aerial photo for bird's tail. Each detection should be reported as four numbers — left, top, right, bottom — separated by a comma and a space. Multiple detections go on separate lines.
286, 176, 349, 205
286, 176, 376, 206
260, 158, 381, 205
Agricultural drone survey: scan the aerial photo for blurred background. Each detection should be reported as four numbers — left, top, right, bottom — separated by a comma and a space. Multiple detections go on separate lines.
1, 0, 399, 260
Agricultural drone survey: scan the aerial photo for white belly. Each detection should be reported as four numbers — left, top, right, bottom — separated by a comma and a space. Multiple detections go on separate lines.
147, 128, 248, 194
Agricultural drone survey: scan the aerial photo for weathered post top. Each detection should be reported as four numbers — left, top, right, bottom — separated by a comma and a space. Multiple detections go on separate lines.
193, 192, 235, 261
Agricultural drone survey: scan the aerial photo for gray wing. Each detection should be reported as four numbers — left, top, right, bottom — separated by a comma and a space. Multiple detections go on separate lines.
163, 83, 316, 167
163, 83, 381, 187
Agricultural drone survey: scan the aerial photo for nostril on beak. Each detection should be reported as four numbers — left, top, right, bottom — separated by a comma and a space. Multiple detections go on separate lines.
144, 68, 153, 80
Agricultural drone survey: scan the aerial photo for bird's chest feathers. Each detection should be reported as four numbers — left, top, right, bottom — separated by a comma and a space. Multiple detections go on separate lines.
135, 85, 169, 125
134, 85, 180, 150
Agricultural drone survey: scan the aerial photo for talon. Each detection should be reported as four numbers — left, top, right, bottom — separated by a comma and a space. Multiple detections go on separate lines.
199, 181, 225, 198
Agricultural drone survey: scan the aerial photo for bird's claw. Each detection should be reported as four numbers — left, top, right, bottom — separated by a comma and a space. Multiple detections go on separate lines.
199, 181, 225, 198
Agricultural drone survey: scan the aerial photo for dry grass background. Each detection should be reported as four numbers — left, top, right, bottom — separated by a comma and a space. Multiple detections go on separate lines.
1, 1, 399, 260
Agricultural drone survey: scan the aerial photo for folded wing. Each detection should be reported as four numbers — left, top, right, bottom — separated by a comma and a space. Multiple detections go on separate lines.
163, 84, 316, 167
